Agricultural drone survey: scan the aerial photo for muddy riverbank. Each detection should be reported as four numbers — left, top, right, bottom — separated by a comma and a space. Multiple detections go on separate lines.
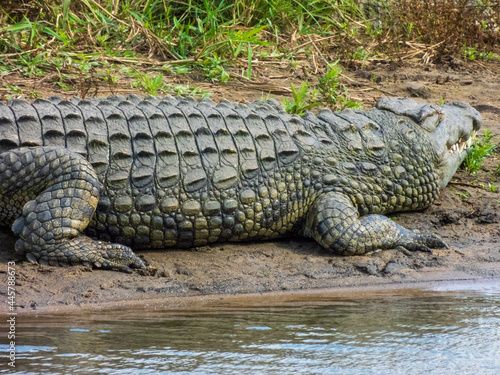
1, 62, 499, 314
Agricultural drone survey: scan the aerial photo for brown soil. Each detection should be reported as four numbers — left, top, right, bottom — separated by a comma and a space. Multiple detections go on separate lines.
1, 60, 499, 314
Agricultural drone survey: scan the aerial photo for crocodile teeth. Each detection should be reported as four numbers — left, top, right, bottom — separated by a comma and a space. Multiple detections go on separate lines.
447, 129, 478, 155
471, 130, 477, 140
449, 136, 472, 155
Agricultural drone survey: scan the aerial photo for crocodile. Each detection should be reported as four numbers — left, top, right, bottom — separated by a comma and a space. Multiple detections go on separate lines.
0, 95, 481, 272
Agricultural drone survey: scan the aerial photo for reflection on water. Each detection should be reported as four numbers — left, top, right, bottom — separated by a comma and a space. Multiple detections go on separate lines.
1, 282, 500, 374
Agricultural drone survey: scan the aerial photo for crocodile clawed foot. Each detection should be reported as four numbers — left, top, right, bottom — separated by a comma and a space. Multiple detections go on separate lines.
398, 230, 448, 255
18, 235, 146, 273
395, 244, 432, 256
434, 236, 449, 250
92, 242, 146, 273
395, 245, 417, 256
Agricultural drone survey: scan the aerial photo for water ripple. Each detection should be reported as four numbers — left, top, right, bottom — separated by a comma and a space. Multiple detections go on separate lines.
2, 285, 500, 375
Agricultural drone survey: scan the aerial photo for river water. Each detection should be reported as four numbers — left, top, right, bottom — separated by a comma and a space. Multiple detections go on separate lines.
1, 281, 499, 374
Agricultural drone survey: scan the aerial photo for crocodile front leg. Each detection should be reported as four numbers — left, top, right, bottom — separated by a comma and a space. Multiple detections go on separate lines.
0, 147, 145, 273
305, 192, 446, 255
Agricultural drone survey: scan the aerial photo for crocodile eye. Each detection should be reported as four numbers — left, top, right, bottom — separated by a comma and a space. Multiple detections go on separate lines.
419, 113, 441, 132
376, 98, 442, 132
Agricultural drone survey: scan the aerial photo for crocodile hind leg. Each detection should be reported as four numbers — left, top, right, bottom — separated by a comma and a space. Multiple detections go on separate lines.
305, 192, 446, 255
0, 147, 145, 272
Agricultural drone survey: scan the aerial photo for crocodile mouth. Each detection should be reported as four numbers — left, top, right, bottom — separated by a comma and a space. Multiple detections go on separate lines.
448, 129, 477, 155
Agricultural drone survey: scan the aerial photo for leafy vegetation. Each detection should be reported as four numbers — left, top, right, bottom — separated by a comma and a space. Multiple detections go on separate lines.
458, 190, 470, 201
487, 183, 498, 193
461, 130, 497, 174
318, 61, 360, 110
0, 0, 498, 102
133, 72, 164, 96
462, 45, 497, 61
202, 54, 230, 83
282, 81, 320, 115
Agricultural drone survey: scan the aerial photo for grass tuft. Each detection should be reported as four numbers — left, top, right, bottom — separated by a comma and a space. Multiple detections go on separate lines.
283, 81, 321, 115
461, 129, 496, 174
318, 60, 361, 110
0, 1, 498, 102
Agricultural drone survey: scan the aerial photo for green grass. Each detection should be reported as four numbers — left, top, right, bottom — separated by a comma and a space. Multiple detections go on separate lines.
283, 81, 321, 115
133, 72, 165, 96
0, 0, 498, 101
461, 129, 496, 174
318, 60, 361, 110
487, 183, 498, 193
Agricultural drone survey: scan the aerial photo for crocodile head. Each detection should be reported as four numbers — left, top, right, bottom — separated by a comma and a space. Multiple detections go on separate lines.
376, 97, 482, 189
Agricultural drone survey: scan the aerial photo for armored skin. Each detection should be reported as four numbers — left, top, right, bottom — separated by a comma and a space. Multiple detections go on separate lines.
0, 96, 481, 272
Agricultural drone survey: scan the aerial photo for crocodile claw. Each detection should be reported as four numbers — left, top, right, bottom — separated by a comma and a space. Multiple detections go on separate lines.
93, 241, 146, 272
19, 236, 146, 273
399, 230, 448, 254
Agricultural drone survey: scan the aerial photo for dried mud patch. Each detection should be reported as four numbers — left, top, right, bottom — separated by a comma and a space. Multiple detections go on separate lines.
0, 62, 499, 313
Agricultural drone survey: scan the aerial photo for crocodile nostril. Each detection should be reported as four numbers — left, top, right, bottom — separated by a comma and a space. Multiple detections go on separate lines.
473, 118, 481, 130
